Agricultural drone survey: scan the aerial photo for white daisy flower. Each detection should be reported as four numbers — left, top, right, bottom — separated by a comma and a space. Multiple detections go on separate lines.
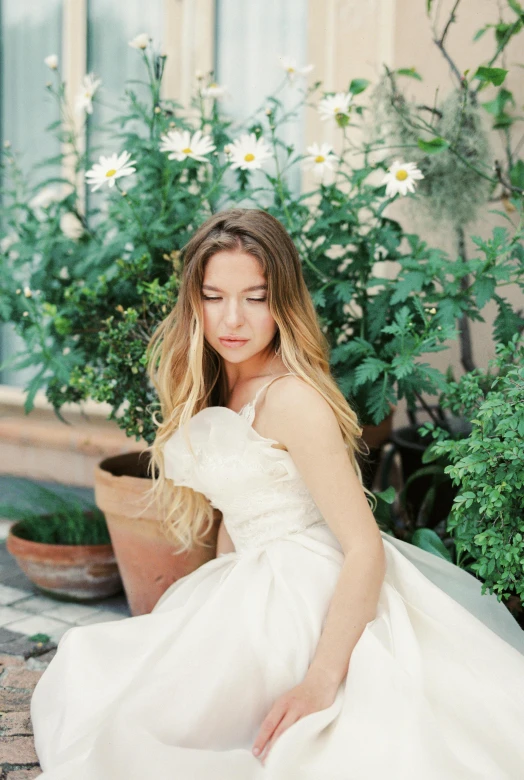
85, 151, 137, 192
23, 286, 32, 298
128, 33, 151, 50
44, 54, 58, 70
317, 92, 352, 122
59, 266, 70, 280
201, 82, 228, 100
0, 234, 18, 253
159, 129, 215, 162
382, 160, 424, 197
228, 133, 272, 171
29, 186, 63, 213
373, 245, 389, 261
60, 212, 84, 240
278, 56, 313, 81
303, 142, 337, 182
75, 73, 102, 115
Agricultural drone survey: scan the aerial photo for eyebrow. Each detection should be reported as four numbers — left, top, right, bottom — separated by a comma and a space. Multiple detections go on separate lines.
201, 284, 268, 292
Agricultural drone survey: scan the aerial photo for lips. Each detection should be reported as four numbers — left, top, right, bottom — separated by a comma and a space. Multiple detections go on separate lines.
219, 337, 248, 347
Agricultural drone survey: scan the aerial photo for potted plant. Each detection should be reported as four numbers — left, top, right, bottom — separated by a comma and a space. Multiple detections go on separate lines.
2, 478, 122, 602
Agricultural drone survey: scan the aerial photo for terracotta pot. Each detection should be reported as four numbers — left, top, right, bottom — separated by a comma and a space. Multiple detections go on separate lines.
358, 409, 396, 491
361, 409, 395, 450
94, 452, 219, 617
6, 526, 122, 602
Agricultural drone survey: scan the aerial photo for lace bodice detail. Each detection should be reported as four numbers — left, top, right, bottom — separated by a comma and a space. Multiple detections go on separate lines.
163, 373, 326, 552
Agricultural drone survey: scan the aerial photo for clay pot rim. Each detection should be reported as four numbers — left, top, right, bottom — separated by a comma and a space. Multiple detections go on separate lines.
97, 451, 152, 482
7, 522, 115, 554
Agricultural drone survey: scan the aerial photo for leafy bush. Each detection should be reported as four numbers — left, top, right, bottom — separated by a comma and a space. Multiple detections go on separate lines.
424, 336, 524, 600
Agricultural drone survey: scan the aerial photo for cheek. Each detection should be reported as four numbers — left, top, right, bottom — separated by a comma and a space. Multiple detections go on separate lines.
257, 309, 278, 337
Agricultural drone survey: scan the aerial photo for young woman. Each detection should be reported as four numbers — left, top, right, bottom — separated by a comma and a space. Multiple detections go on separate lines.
31, 209, 524, 779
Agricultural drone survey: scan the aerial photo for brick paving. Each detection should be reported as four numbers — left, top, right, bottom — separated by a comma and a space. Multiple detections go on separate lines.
0, 512, 131, 776
0, 634, 57, 776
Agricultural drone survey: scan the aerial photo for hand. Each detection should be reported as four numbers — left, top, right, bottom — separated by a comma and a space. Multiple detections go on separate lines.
252, 671, 339, 765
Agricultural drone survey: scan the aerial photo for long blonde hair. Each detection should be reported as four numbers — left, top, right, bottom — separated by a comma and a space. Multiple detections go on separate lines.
144, 208, 367, 552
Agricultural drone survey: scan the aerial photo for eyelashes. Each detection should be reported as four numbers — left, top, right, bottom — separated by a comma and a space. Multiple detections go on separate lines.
201, 296, 267, 303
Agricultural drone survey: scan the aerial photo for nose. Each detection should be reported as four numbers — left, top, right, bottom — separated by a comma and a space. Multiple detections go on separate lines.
223, 298, 245, 328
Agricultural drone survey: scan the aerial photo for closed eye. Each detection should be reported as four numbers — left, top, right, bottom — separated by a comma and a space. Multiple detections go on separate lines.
202, 296, 267, 302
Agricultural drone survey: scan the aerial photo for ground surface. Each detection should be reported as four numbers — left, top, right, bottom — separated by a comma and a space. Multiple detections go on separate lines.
0, 476, 132, 776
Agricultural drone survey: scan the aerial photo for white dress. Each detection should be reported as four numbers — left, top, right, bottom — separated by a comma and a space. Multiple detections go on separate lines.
31, 373, 524, 779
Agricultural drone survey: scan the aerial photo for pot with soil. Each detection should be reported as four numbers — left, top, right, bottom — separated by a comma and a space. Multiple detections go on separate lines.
2, 480, 122, 601
94, 451, 220, 617
389, 408, 471, 530
359, 407, 396, 491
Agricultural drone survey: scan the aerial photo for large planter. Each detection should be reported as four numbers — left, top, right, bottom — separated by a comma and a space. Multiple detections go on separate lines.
390, 425, 457, 527
6, 525, 122, 601
94, 451, 220, 616
359, 409, 395, 491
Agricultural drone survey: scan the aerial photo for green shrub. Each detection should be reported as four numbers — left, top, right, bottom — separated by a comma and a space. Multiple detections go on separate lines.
425, 336, 524, 600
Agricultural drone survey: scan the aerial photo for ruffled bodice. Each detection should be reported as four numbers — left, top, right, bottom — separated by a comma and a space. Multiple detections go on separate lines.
163, 373, 326, 552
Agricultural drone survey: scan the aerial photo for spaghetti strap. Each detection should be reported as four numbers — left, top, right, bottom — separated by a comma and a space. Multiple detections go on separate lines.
252, 372, 295, 405
239, 372, 296, 424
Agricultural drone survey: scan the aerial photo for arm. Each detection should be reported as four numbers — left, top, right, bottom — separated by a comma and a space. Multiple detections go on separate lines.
253, 377, 386, 762
216, 515, 236, 556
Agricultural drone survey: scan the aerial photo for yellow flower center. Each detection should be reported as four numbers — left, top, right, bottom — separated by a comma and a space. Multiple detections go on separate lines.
209, 83, 218, 89
395, 169, 408, 181
244, 153, 255, 162
105, 168, 117, 177
182, 148, 192, 154
287, 67, 295, 73
333, 107, 340, 114
314, 155, 325, 164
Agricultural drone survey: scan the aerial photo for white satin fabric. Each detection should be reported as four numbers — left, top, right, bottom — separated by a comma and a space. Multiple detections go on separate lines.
31, 393, 524, 779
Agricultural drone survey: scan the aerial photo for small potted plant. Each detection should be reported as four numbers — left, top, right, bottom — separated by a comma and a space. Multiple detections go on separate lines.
3, 478, 122, 602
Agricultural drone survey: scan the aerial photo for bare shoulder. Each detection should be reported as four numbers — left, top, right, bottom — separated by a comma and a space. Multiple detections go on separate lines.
264, 374, 343, 449
266, 374, 333, 417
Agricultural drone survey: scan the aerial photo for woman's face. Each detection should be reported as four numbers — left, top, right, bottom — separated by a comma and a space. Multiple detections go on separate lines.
201, 249, 278, 368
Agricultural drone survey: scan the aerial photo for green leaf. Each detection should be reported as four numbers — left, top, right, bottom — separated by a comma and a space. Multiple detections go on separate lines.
509, 159, 524, 190
29, 633, 51, 643
493, 298, 524, 343
508, 0, 524, 17
23, 367, 47, 414
426, 0, 433, 13
390, 271, 425, 304
473, 277, 496, 308
375, 486, 396, 504
473, 25, 490, 42
396, 67, 423, 81
411, 528, 453, 562
474, 66, 508, 86
417, 137, 449, 154
349, 78, 370, 95
354, 357, 387, 388
481, 88, 514, 116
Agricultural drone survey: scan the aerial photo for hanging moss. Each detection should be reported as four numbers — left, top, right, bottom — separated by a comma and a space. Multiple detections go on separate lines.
370, 78, 494, 227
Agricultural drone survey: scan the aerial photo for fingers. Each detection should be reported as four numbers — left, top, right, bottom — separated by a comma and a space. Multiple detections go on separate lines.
260, 712, 299, 765
252, 701, 287, 758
